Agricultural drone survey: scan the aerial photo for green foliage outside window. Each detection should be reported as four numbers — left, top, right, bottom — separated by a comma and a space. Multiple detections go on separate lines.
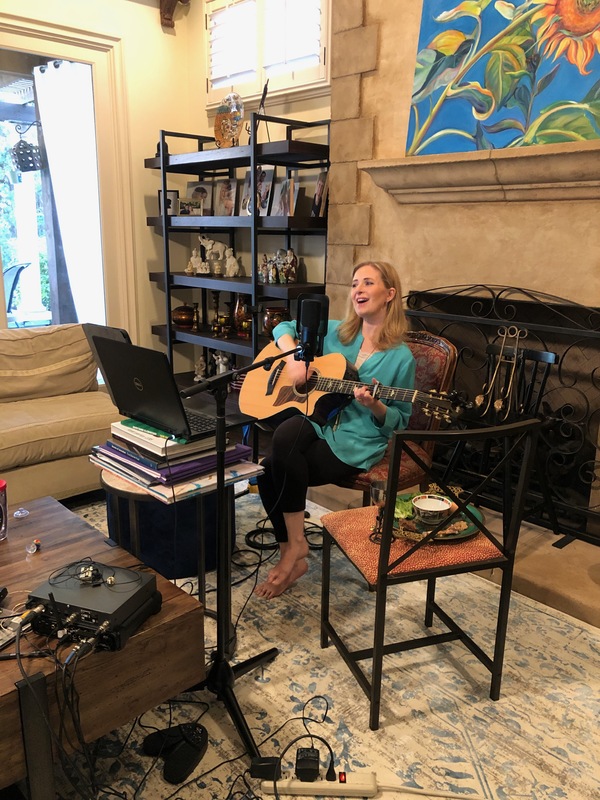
0, 122, 49, 312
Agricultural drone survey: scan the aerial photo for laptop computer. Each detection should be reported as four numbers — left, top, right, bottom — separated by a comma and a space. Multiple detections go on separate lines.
89, 335, 217, 442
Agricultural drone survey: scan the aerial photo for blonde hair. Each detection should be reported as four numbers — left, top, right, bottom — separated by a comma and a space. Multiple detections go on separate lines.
337, 261, 407, 350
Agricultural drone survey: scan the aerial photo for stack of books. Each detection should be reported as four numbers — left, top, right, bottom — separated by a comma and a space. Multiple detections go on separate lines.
90, 419, 261, 504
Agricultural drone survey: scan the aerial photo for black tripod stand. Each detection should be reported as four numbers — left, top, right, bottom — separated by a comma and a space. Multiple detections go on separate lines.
180, 347, 302, 758
180, 288, 326, 754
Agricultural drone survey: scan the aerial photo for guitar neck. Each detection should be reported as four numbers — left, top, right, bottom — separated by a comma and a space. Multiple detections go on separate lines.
314, 376, 417, 404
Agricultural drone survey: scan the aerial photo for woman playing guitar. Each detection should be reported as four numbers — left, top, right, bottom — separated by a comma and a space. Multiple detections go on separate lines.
254, 261, 416, 599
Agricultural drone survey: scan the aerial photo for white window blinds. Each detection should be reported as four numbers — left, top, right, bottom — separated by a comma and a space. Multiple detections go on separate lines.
205, 0, 329, 106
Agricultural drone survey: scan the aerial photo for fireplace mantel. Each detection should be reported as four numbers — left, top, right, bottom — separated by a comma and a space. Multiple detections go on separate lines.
359, 142, 600, 204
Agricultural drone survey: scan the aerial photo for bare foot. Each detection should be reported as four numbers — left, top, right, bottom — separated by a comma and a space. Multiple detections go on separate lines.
254, 558, 308, 599
266, 540, 309, 587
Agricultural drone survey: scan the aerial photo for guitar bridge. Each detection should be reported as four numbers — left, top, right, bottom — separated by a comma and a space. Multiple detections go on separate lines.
265, 360, 285, 397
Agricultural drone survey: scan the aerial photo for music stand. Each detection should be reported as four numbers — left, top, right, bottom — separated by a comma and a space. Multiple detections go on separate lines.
180, 345, 304, 758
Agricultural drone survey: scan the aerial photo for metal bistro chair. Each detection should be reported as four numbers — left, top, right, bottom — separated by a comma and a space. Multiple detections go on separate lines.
335, 330, 459, 505
320, 417, 541, 730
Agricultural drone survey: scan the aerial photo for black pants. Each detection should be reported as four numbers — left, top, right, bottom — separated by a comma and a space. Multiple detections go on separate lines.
257, 415, 360, 542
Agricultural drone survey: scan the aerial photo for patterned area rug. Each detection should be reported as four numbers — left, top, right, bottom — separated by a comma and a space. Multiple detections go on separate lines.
58, 491, 600, 800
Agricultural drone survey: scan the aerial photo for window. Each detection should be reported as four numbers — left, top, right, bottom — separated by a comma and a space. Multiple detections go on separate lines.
205, 0, 330, 107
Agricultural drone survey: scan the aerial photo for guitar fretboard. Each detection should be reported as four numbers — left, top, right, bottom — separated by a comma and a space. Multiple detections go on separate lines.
312, 376, 451, 409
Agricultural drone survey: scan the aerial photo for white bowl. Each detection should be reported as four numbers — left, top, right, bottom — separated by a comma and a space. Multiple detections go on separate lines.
411, 494, 452, 527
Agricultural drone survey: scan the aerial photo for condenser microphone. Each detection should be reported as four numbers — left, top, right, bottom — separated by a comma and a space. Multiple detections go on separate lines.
297, 299, 321, 364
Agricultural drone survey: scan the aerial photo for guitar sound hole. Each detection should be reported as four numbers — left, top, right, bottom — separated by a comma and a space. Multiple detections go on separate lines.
294, 372, 319, 397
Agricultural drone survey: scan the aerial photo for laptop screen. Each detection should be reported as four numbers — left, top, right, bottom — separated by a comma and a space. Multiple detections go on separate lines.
82, 323, 132, 406
90, 336, 193, 439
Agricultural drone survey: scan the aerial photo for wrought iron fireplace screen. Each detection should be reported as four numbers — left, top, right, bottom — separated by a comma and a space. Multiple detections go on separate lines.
405, 285, 600, 546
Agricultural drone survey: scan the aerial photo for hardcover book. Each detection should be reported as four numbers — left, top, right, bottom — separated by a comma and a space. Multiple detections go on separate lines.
93, 443, 251, 485
110, 420, 217, 458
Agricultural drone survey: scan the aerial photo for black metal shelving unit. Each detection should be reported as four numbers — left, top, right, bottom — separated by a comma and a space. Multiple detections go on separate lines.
145, 113, 330, 367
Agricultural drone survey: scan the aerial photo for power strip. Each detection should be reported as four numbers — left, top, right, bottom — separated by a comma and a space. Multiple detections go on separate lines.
261, 770, 378, 797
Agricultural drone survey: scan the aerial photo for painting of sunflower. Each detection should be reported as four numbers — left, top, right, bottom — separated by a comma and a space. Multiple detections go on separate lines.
407, 0, 600, 155
534, 0, 600, 74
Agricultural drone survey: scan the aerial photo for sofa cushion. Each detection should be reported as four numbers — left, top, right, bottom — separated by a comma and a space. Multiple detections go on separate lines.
0, 324, 97, 403
0, 393, 121, 470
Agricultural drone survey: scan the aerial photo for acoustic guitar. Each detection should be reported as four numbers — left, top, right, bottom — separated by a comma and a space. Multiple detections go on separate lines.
239, 342, 466, 426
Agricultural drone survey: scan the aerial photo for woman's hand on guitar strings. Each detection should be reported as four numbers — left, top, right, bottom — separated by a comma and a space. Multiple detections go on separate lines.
354, 378, 386, 422
286, 355, 315, 387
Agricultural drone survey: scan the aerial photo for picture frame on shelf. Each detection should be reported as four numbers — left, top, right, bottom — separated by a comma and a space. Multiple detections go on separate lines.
158, 189, 179, 216
239, 170, 252, 215
289, 169, 300, 214
270, 175, 293, 216
180, 197, 205, 216
256, 166, 274, 216
310, 170, 328, 217
214, 178, 237, 217
185, 180, 213, 215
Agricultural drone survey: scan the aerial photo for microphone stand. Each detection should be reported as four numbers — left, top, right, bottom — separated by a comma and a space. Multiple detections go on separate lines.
180, 344, 303, 759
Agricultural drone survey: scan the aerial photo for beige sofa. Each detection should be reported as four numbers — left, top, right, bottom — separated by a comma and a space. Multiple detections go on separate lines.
0, 324, 122, 505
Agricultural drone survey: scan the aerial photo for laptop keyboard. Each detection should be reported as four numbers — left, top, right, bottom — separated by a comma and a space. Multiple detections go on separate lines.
185, 410, 218, 435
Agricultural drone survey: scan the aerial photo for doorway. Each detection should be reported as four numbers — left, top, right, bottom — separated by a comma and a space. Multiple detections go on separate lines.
0, 49, 105, 328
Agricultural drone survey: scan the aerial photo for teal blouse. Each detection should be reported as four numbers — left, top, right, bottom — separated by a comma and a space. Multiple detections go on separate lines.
272, 319, 416, 471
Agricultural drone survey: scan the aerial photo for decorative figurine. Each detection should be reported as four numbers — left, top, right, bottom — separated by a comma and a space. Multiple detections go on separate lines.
193, 354, 207, 382
283, 248, 298, 283
267, 254, 278, 284
198, 235, 227, 262
275, 249, 287, 284
212, 351, 231, 388
186, 247, 203, 275
224, 247, 240, 277
258, 254, 269, 284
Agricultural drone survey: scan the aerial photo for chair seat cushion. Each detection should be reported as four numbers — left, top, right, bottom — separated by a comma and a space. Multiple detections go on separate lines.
322, 505, 504, 587
337, 442, 431, 493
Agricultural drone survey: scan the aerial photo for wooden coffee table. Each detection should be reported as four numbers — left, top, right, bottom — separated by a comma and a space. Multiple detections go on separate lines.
0, 496, 205, 795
